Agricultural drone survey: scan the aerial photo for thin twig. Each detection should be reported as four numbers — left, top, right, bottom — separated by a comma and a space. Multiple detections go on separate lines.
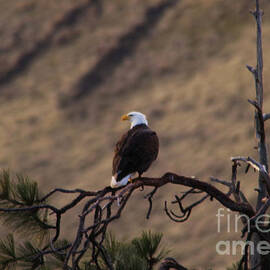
145, 186, 158, 219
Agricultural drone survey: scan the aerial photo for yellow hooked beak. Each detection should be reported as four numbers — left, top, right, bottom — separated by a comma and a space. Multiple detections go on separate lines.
121, 114, 130, 121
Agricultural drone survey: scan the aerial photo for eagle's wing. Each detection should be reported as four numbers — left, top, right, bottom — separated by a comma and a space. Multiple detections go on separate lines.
113, 129, 159, 181
112, 131, 129, 176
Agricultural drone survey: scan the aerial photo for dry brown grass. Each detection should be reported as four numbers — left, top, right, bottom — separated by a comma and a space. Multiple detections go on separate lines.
0, 0, 270, 269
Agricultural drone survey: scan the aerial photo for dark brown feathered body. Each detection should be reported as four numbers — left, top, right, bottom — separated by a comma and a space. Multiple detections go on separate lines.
112, 124, 159, 182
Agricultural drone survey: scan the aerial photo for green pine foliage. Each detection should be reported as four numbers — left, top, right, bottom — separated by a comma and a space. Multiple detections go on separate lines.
103, 233, 148, 270
82, 231, 168, 270
47, 239, 69, 266
0, 170, 69, 270
0, 234, 16, 270
132, 231, 169, 269
16, 240, 44, 270
0, 170, 50, 236
0, 234, 70, 270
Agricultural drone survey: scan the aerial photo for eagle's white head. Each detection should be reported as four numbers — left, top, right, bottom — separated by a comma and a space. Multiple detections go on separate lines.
121, 111, 148, 129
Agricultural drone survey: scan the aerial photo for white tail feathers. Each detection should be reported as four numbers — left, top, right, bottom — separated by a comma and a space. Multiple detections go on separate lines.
111, 174, 132, 188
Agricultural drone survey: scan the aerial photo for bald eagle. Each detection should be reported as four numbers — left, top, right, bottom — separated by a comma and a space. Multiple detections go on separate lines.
111, 112, 159, 188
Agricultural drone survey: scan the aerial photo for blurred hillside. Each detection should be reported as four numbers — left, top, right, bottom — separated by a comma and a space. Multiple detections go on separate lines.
1, 0, 270, 269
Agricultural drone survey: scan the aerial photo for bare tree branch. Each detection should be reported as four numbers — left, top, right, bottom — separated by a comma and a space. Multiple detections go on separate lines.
165, 193, 209, 223
245, 1, 269, 268
263, 113, 270, 121
0, 170, 257, 269
145, 186, 158, 219
247, 0, 268, 210
231, 156, 270, 197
